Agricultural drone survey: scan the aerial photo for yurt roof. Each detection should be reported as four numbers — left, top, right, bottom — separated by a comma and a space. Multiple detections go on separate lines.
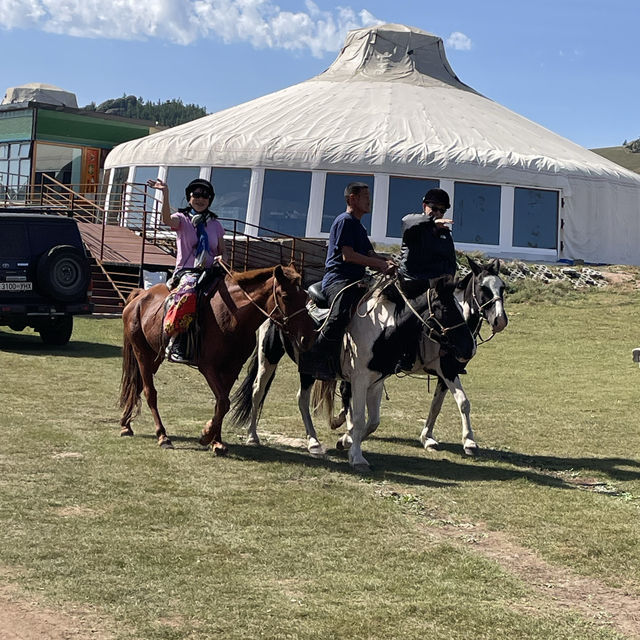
105, 23, 640, 189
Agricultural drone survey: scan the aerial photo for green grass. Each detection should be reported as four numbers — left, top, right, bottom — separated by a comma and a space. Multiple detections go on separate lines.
1, 291, 639, 639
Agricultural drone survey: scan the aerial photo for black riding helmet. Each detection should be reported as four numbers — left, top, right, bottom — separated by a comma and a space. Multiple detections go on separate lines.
423, 188, 450, 210
185, 178, 215, 206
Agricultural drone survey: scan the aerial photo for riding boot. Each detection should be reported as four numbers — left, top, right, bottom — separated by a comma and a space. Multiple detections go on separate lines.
167, 333, 191, 364
298, 335, 339, 381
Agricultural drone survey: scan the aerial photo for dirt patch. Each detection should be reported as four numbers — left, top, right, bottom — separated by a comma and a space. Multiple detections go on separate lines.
0, 584, 113, 640
427, 520, 640, 638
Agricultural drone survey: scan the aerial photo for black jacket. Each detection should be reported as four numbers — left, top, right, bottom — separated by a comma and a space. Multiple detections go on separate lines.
398, 213, 457, 282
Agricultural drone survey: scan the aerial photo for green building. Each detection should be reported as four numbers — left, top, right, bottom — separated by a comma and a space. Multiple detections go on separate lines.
0, 83, 157, 201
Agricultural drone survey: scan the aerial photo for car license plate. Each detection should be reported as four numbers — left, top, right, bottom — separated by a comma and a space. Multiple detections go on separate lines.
0, 281, 33, 291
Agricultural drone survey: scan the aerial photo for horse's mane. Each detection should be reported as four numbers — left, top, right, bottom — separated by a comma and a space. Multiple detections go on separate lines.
231, 264, 301, 286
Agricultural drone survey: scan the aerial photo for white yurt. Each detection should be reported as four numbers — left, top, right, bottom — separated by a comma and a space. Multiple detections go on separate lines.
105, 23, 640, 265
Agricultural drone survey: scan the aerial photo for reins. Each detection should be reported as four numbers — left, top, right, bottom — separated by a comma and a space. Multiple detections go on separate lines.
392, 276, 468, 344
217, 260, 307, 333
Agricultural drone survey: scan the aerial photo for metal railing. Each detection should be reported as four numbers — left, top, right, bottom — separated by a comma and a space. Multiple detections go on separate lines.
1, 177, 328, 305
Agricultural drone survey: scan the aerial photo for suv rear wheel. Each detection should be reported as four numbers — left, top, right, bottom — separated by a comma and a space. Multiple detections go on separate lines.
38, 315, 74, 346
37, 245, 90, 303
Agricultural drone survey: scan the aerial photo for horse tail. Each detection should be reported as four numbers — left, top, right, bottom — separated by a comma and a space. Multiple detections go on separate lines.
311, 379, 337, 425
229, 346, 262, 427
119, 302, 143, 425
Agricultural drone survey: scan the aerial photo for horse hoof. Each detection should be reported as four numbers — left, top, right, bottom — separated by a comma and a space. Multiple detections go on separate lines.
463, 444, 479, 456
120, 427, 134, 437
352, 463, 371, 475
159, 438, 174, 450
213, 444, 228, 456
198, 435, 211, 447
308, 442, 327, 458
246, 436, 261, 447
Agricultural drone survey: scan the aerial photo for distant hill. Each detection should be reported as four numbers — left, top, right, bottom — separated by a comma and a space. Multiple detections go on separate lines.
591, 141, 640, 175
81, 95, 207, 128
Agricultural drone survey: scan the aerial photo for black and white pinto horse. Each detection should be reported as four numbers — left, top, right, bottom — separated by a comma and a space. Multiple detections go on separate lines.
330, 257, 509, 456
231, 275, 476, 470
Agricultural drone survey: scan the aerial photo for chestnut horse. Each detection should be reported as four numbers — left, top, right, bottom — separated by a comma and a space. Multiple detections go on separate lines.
119, 264, 315, 454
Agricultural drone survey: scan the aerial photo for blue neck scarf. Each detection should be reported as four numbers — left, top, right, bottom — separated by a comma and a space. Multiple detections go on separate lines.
189, 207, 211, 269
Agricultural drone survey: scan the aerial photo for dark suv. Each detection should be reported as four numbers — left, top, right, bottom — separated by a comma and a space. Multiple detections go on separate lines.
0, 211, 93, 345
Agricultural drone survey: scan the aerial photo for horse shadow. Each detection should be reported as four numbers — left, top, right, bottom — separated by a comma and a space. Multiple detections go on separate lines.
136, 430, 592, 491
0, 331, 121, 359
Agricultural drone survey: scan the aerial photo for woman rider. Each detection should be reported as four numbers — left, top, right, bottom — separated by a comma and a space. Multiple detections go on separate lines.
148, 177, 227, 363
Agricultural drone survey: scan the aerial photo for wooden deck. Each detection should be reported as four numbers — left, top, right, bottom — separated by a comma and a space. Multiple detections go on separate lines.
78, 222, 175, 267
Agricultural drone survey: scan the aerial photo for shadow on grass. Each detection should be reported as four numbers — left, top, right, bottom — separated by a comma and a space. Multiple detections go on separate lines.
129, 431, 576, 490
478, 446, 640, 482
368, 435, 640, 483
0, 331, 121, 358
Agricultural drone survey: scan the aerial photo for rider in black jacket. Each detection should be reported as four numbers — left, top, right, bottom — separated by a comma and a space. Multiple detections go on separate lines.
395, 188, 458, 371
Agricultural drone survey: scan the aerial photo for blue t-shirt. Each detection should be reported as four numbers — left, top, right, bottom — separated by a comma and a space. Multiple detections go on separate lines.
322, 212, 373, 289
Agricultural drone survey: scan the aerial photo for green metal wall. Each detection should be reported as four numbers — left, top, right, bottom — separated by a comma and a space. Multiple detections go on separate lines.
35, 110, 150, 149
0, 110, 34, 142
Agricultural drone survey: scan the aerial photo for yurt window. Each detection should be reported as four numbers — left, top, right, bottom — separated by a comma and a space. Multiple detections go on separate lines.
165, 167, 201, 210
107, 166, 129, 224
387, 176, 439, 238
127, 167, 160, 228
453, 182, 501, 245
259, 169, 311, 237
322, 173, 374, 234
209, 167, 251, 234
512, 187, 558, 250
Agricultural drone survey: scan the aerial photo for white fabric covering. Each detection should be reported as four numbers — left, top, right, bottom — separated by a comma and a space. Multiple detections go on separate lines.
2, 83, 78, 108
105, 23, 640, 265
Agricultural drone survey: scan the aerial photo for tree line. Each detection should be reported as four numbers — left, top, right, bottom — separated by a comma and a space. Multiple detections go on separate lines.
81, 95, 207, 127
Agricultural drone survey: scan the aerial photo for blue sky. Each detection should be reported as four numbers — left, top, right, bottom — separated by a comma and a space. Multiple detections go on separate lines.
0, 0, 637, 149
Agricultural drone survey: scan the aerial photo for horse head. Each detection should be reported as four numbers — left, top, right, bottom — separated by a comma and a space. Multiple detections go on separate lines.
425, 275, 476, 364
465, 257, 508, 335
271, 264, 316, 352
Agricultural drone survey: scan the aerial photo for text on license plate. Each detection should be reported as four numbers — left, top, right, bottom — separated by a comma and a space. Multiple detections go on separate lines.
0, 282, 33, 291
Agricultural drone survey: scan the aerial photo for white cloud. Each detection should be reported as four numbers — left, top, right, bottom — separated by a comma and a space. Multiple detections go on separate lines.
0, 0, 381, 57
446, 31, 472, 51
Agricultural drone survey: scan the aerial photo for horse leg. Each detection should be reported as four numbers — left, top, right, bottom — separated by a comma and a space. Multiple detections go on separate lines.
298, 373, 326, 457
198, 368, 236, 456
364, 380, 384, 439
345, 378, 371, 472
420, 378, 448, 451
330, 380, 349, 430
246, 356, 278, 447
132, 340, 173, 449
442, 375, 477, 456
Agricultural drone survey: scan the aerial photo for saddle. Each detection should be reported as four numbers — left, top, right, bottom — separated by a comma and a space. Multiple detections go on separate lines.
305, 282, 330, 326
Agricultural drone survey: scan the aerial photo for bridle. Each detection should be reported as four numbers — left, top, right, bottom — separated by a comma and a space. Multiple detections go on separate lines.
469, 279, 503, 344
218, 260, 308, 336
394, 277, 468, 346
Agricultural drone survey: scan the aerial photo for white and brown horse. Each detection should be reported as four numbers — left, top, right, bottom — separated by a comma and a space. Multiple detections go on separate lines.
232, 275, 476, 470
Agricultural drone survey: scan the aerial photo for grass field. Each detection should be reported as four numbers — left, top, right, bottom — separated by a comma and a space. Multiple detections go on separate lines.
1, 287, 640, 639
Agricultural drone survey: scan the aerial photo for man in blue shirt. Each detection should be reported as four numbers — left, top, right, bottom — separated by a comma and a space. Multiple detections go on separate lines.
302, 182, 394, 379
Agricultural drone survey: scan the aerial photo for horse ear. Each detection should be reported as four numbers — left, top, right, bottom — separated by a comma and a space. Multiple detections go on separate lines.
431, 274, 454, 296
456, 271, 472, 290
467, 256, 482, 276
489, 258, 501, 274
273, 264, 289, 288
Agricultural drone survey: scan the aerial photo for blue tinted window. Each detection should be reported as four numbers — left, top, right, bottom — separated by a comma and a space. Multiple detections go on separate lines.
259, 169, 311, 237
165, 167, 201, 210
513, 187, 558, 249
387, 176, 439, 238
127, 167, 160, 228
453, 182, 501, 245
322, 174, 374, 234
210, 167, 251, 234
